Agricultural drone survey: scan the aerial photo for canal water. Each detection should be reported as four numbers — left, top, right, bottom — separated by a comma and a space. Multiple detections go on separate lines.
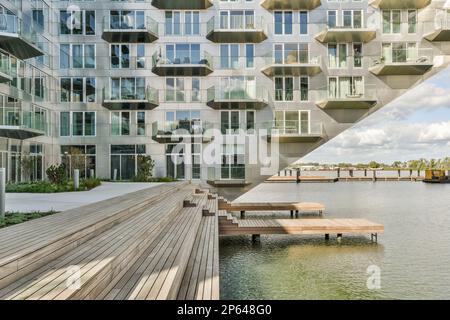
218, 182, 450, 299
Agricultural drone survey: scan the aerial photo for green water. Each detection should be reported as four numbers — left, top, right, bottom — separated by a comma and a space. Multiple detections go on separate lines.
219, 182, 450, 300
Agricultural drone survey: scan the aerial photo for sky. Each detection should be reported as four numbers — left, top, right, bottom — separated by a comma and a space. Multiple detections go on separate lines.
301, 66, 450, 164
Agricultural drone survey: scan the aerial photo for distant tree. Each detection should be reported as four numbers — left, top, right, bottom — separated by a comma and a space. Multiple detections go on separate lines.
368, 161, 381, 169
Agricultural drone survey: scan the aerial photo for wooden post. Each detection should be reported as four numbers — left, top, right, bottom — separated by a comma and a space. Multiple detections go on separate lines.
371, 233, 378, 243
398, 169, 401, 178
349, 169, 354, 177
373, 170, 377, 182
0, 168, 5, 219
290, 210, 294, 218
325, 234, 330, 241
364, 169, 367, 177
337, 168, 341, 178
295, 210, 299, 218
240, 210, 245, 219
252, 234, 260, 242
296, 169, 300, 184
337, 234, 343, 242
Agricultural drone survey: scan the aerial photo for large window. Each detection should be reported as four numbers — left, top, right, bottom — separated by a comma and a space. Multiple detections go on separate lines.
220, 44, 239, 69
109, 10, 145, 30
220, 110, 254, 134
60, 44, 96, 69
274, 43, 309, 64
275, 77, 294, 101
60, 77, 96, 102
61, 145, 96, 179
221, 144, 245, 180
328, 44, 347, 68
219, 10, 255, 30
165, 11, 200, 35
165, 43, 201, 64
60, 10, 95, 35
274, 11, 292, 35
110, 77, 146, 100
328, 76, 364, 99
382, 10, 401, 34
60, 111, 96, 137
110, 144, 146, 180
165, 110, 201, 133
111, 111, 130, 136
165, 78, 185, 102
274, 110, 310, 135
382, 42, 418, 63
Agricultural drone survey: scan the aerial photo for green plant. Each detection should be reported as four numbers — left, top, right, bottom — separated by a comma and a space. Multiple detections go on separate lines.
20, 154, 35, 182
0, 211, 57, 229
132, 155, 155, 182
46, 164, 67, 185
82, 178, 101, 190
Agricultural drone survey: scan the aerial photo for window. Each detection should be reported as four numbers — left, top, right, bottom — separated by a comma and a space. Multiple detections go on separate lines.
110, 77, 145, 100
275, 77, 294, 101
274, 43, 309, 64
328, 76, 364, 99
59, 112, 96, 137
165, 78, 185, 102
220, 44, 239, 69
109, 10, 145, 30
137, 111, 145, 136
165, 110, 202, 134
274, 11, 292, 35
61, 145, 96, 179
300, 77, 309, 101
382, 42, 418, 63
165, 43, 201, 64
245, 44, 254, 68
408, 10, 417, 34
274, 110, 310, 135
60, 44, 96, 69
221, 144, 245, 180
60, 77, 96, 103
299, 11, 308, 35
383, 10, 401, 34
328, 44, 347, 68
137, 44, 145, 68
111, 111, 130, 136
110, 145, 146, 180
165, 11, 199, 35
192, 78, 201, 102
219, 76, 256, 101
220, 110, 241, 134
220, 10, 255, 30
111, 44, 130, 69
60, 10, 95, 35
353, 43, 363, 68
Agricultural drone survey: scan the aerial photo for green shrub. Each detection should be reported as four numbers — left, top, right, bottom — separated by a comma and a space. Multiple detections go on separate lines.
46, 164, 67, 185
132, 155, 155, 182
82, 178, 102, 190
0, 211, 57, 228
6, 178, 101, 193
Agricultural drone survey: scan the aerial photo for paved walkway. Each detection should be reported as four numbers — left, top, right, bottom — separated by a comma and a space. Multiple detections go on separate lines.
6, 182, 165, 213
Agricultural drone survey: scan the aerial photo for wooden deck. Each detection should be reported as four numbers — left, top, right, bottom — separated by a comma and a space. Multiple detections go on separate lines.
218, 212, 384, 241
266, 176, 338, 183
0, 183, 220, 300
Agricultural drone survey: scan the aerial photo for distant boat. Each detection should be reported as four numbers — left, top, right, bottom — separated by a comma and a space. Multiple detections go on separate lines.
423, 169, 450, 184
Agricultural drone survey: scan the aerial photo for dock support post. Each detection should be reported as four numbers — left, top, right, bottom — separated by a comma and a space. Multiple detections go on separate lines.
364, 169, 367, 177
290, 210, 294, 218
371, 233, 378, 243
325, 234, 330, 241
337, 168, 340, 179
252, 234, 260, 243
240, 210, 245, 219
349, 169, 354, 177
337, 234, 343, 243
296, 169, 300, 184
0, 168, 5, 219
295, 210, 299, 218
373, 170, 377, 182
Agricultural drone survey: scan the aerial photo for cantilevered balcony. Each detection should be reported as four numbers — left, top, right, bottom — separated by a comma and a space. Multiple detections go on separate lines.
370, 0, 431, 9
369, 50, 434, 76
102, 86, 159, 110
151, 50, 213, 76
151, 0, 213, 10
424, 13, 450, 42
206, 85, 269, 110
262, 53, 322, 77
0, 103, 47, 140
102, 15, 158, 43
316, 88, 378, 110
264, 121, 324, 143
0, 13, 44, 59
0, 51, 12, 83
152, 121, 213, 143
206, 16, 268, 43
315, 24, 377, 44
261, 0, 322, 10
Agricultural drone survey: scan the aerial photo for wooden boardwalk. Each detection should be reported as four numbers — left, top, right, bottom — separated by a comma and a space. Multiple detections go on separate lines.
266, 176, 338, 183
0, 183, 220, 300
218, 212, 384, 241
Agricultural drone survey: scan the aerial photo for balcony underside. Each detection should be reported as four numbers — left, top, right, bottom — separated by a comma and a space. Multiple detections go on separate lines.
369, 63, 433, 76
370, 0, 431, 9
425, 29, 450, 42
261, 0, 322, 10
0, 126, 44, 140
0, 71, 12, 83
206, 99, 268, 110
261, 64, 322, 77
316, 99, 378, 110
102, 100, 158, 110
206, 30, 267, 43
0, 33, 44, 60
206, 180, 251, 187
151, 0, 213, 10
315, 29, 376, 44
152, 65, 213, 76
101, 30, 158, 43
266, 134, 323, 143
152, 133, 212, 144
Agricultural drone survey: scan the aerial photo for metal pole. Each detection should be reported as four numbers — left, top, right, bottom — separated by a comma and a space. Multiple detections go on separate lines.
0, 168, 5, 219
74, 169, 80, 190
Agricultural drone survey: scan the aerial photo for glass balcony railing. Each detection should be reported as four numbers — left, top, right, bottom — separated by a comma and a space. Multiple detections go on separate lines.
102, 85, 159, 108
103, 15, 158, 33
0, 104, 48, 134
0, 50, 12, 79
206, 16, 267, 43
424, 11, 450, 41
369, 48, 434, 76
152, 50, 212, 68
315, 84, 378, 109
263, 120, 324, 137
207, 85, 269, 103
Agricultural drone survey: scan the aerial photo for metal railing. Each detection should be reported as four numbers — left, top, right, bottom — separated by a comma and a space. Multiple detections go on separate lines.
369, 48, 434, 66
103, 15, 158, 35
263, 51, 321, 65
263, 120, 324, 136
315, 84, 378, 101
152, 50, 213, 68
207, 15, 267, 34
207, 85, 269, 102
103, 85, 158, 104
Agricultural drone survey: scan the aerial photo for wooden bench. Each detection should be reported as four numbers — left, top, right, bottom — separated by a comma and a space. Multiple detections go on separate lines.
177, 214, 219, 300
219, 199, 325, 218
0, 187, 193, 300
0, 182, 190, 290
202, 196, 218, 217
99, 193, 208, 300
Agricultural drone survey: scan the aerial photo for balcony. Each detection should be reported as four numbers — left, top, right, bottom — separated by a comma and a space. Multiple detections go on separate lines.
264, 121, 324, 143
151, 0, 213, 10
316, 88, 378, 110
262, 54, 322, 77
206, 85, 269, 110
0, 14, 44, 59
102, 15, 158, 43
370, 0, 431, 9
152, 121, 213, 143
315, 24, 377, 44
0, 104, 47, 140
102, 86, 159, 110
151, 50, 213, 76
425, 15, 450, 42
369, 50, 434, 76
206, 16, 268, 43
261, 0, 322, 10
0, 51, 12, 83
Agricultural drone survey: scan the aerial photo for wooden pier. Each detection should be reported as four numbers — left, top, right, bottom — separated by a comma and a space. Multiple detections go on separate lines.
219, 212, 384, 242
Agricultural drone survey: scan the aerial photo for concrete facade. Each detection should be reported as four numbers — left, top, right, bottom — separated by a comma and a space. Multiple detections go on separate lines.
0, 0, 449, 188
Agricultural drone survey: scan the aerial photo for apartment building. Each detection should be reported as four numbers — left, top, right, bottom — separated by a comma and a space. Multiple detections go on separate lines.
0, 0, 449, 187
